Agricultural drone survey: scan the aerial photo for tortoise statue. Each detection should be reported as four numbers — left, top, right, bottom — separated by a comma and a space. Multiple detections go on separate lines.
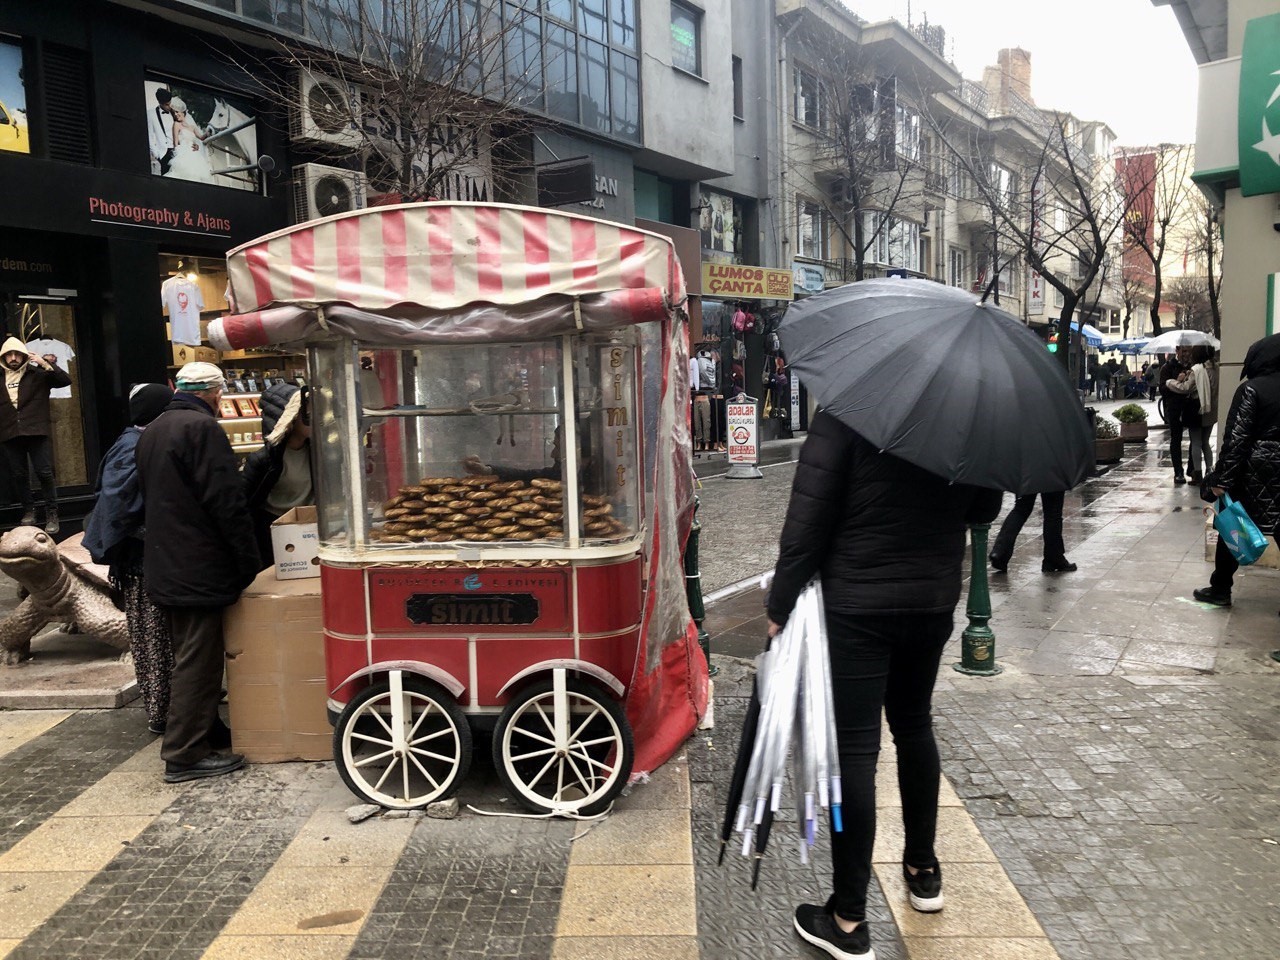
0, 527, 129, 665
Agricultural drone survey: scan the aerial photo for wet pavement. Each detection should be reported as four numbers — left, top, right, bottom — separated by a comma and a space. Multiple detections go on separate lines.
694, 423, 1280, 960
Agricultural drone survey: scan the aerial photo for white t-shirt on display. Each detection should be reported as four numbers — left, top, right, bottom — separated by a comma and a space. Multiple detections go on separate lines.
162, 276, 205, 345
688, 357, 700, 392
26, 338, 75, 399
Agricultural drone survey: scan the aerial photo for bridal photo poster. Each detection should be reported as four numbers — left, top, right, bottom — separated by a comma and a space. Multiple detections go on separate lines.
0, 38, 29, 154
144, 76, 259, 191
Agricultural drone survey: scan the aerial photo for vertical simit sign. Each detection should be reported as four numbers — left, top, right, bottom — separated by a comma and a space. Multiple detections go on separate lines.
1239, 13, 1280, 197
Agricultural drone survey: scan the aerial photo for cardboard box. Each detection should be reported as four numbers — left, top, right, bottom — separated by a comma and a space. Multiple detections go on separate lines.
171, 343, 219, 366
224, 568, 331, 762
271, 506, 320, 580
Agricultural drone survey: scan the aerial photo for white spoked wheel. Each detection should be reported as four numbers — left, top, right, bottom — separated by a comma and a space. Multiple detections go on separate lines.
334, 674, 471, 809
493, 672, 633, 816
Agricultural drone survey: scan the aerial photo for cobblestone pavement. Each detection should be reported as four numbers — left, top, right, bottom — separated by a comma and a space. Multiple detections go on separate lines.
695, 426, 1280, 960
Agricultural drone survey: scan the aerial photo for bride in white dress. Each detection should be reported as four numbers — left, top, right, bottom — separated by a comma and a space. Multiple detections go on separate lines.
164, 98, 214, 184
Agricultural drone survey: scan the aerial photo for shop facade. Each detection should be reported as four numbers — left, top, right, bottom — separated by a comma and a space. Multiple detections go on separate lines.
0, 1, 290, 518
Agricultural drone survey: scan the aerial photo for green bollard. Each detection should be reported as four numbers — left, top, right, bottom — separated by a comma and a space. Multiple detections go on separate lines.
684, 495, 717, 677
954, 522, 1002, 677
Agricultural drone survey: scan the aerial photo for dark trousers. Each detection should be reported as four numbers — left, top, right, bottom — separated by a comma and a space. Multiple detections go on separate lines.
990, 492, 1066, 564
160, 606, 225, 767
1209, 536, 1239, 594
1167, 411, 1185, 478
3, 435, 55, 511
826, 610, 953, 921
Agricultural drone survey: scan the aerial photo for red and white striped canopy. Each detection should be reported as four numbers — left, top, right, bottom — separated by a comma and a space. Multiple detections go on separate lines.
226, 202, 686, 315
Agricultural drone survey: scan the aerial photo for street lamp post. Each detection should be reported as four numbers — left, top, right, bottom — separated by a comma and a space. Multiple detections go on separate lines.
954, 522, 1002, 676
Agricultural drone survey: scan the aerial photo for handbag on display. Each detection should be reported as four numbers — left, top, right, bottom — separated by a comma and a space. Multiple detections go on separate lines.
1210, 494, 1269, 565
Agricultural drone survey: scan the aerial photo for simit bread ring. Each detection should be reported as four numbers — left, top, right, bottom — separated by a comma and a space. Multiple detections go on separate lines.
582, 494, 607, 508
425, 493, 452, 504
401, 499, 428, 510
537, 511, 563, 522
423, 506, 453, 516
510, 501, 540, 514
461, 475, 498, 487
490, 480, 523, 492
530, 478, 562, 491
489, 525, 520, 536
584, 521, 612, 535
477, 517, 507, 529
489, 497, 518, 509
383, 495, 406, 509
464, 506, 490, 517
465, 531, 497, 542
383, 507, 410, 520
493, 511, 518, 521
446, 499, 470, 510
441, 484, 470, 495
429, 533, 455, 543
380, 534, 412, 543
517, 516, 549, 528
406, 528, 435, 539
434, 520, 462, 530
398, 484, 427, 496
584, 503, 613, 518
513, 487, 540, 500
509, 530, 538, 541
465, 489, 498, 501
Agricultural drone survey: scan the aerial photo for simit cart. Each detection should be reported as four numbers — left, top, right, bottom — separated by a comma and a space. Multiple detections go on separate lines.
213, 202, 709, 814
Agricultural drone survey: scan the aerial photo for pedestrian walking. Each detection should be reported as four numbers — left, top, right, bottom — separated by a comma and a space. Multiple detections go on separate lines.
1164, 345, 1219, 483
987, 492, 1077, 573
136, 362, 260, 783
0, 337, 71, 534
83, 384, 175, 735
1194, 335, 1280, 609
765, 410, 1002, 960
1160, 347, 1192, 484
242, 382, 313, 570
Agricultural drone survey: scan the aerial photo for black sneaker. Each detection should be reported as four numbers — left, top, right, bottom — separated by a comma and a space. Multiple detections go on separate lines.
988, 552, 1009, 573
1174, 475, 1187, 485
1192, 586, 1232, 607
793, 900, 873, 960
147, 720, 166, 736
903, 862, 944, 912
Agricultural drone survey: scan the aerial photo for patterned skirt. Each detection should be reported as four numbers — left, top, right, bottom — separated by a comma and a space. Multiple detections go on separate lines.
118, 557, 174, 727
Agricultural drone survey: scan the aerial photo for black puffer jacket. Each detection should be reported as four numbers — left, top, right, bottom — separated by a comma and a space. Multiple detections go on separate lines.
136, 393, 261, 607
767, 410, 1003, 623
1211, 370, 1280, 539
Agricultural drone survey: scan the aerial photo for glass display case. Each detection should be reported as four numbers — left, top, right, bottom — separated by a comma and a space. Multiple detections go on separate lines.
311, 331, 643, 557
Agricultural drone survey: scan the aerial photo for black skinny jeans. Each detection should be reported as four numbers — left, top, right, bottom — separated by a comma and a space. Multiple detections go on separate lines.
990, 491, 1066, 564
826, 609, 953, 922
3, 435, 55, 510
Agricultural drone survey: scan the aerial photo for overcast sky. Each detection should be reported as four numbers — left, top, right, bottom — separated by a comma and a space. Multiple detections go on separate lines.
844, 0, 1198, 146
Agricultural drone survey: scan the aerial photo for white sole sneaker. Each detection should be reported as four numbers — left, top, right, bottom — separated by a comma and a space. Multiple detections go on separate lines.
908, 890, 944, 912
793, 915, 875, 960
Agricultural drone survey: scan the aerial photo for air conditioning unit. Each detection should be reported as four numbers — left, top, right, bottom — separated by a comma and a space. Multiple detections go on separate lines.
290, 71, 362, 148
292, 163, 366, 223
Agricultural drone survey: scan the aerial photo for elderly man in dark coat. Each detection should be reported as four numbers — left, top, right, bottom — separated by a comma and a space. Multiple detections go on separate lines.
136, 362, 260, 783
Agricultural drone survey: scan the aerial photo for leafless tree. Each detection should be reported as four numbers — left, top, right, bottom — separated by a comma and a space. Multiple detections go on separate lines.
1189, 195, 1224, 339
1164, 274, 1214, 333
785, 29, 926, 281
1120, 267, 1149, 339
232, 0, 540, 205
1115, 144, 1197, 337
935, 110, 1136, 371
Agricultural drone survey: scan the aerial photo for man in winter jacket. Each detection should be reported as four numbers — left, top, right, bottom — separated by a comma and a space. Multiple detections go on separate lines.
136, 362, 260, 783
0, 336, 71, 533
242, 382, 312, 570
1160, 349, 1192, 484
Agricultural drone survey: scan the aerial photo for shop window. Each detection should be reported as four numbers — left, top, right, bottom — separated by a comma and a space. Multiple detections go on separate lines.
0, 37, 30, 156
732, 56, 744, 120
670, 1, 702, 76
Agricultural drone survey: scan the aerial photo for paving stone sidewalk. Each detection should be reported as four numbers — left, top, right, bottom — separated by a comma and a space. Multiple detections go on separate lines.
693, 429, 1280, 960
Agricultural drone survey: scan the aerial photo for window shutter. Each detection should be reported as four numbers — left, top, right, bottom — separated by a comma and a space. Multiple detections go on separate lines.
42, 44, 94, 164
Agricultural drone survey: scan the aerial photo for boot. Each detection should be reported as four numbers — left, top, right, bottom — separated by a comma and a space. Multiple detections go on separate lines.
43, 506, 59, 536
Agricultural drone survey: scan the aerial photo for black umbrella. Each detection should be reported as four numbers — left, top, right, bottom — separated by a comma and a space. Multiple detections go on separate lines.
779, 278, 1092, 496
717, 677, 761, 866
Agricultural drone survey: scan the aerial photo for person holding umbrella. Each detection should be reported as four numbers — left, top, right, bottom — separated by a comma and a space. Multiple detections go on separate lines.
760, 280, 1092, 959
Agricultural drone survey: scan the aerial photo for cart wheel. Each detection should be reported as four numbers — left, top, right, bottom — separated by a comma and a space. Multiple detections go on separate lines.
334, 674, 471, 809
493, 672, 633, 816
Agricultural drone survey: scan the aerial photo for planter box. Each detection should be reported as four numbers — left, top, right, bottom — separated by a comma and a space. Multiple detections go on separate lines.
1119, 422, 1149, 442
1095, 437, 1124, 463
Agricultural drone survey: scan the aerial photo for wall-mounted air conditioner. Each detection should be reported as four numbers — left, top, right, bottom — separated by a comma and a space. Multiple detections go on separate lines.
290, 71, 362, 148
292, 163, 366, 223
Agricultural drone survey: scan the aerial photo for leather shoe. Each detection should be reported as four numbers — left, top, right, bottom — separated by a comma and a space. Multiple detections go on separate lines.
988, 553, 1009, 573
1042, 558, 1078, 573
164, 753, 245, 783
1192, 586, 1231, 607
1173, 475, 1187, 485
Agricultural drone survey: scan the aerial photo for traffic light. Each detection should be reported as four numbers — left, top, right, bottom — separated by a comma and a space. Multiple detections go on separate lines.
1047, 333, 1059, 353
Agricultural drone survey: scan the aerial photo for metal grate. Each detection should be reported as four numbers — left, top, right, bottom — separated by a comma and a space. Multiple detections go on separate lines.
42, 44, 93, 164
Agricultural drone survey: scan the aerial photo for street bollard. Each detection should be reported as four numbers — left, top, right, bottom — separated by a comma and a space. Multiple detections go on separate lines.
954, 522, 1002, 676
684, 495, 717, 676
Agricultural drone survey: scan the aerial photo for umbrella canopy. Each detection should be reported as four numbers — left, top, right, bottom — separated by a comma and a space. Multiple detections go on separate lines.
1108, 337, 1151, 355
1070, 321, 1105, 348
1141, 329, 1219, 353
779, 278, 1092, 496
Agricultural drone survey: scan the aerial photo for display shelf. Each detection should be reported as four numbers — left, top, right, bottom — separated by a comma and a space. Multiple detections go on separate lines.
231, 443, 261, 452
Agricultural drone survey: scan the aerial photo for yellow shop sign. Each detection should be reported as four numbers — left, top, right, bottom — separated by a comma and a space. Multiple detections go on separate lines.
701, 263, 794, 301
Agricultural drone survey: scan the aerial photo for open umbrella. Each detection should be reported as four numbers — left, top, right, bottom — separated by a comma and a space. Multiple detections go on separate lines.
1141, 329, 1220, 353
779, 278, 1091, 496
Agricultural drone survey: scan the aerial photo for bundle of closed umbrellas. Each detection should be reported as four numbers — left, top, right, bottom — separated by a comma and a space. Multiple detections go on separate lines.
719, 582, 841, 888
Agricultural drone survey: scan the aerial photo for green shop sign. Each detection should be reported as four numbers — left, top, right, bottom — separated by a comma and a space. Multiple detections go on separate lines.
1239, 12, 1280, 197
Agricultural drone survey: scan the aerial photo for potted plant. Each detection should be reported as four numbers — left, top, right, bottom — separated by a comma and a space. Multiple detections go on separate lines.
1095, 415, 1124, 463
1112, 403, 1149, 442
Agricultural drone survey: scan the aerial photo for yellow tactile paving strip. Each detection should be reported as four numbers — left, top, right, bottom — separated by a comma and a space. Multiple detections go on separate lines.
553, 754, 699, 960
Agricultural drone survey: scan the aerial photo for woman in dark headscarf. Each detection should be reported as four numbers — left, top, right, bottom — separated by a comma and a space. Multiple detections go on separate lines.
83, 384, 176, 734
1194, 333, 1280, 608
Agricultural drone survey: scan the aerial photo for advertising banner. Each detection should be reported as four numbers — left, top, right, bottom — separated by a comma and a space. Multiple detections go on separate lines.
727, 401, 759, 465
701, 263, 794, 301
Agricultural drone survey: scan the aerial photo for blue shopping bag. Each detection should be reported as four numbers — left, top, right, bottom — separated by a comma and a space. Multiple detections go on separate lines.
1212, 494, 1270, 565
